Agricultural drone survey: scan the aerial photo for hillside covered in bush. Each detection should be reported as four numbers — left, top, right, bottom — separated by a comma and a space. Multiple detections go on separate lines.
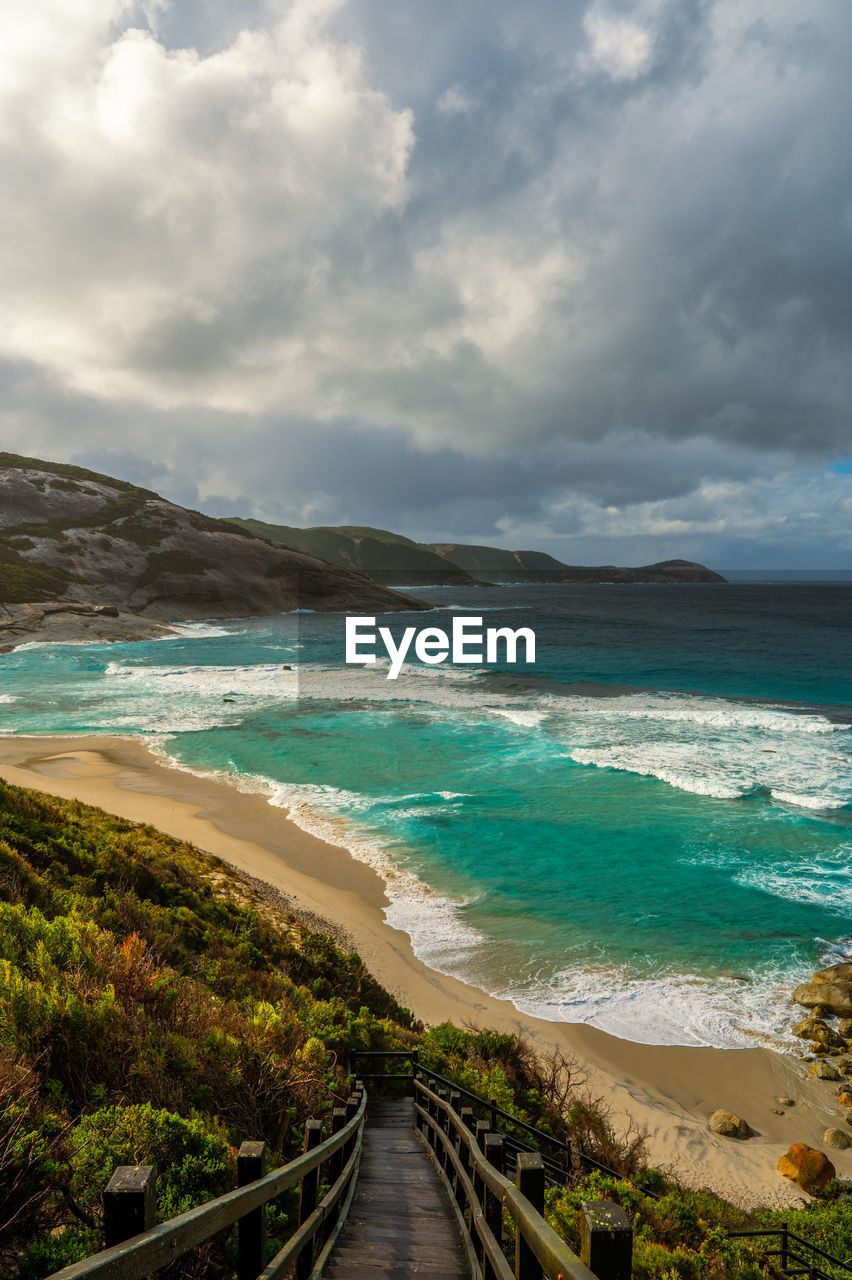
1, 779, 851, 1279
0, 453, 421, 651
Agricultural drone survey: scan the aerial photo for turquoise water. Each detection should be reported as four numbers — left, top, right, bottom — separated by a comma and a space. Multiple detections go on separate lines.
1, 583, 850, 1048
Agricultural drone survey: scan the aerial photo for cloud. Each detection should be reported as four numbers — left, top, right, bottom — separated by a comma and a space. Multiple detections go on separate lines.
0, 0, 413, 409
0, 0, 850, 564
582, 1, 659, 81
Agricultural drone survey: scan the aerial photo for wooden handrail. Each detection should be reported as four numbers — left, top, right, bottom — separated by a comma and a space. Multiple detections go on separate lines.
44, 1091, 368, 1280
257, 1128, 363, 1280
415, 1079, 597, 1280
352, 1052, 571, 1156
355, 1049, 661, 1200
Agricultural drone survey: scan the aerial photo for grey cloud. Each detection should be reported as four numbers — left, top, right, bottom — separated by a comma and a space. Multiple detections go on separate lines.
0, 1, 851, 566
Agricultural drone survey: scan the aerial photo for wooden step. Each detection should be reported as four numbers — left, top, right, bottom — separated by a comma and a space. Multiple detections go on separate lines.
324, 1098, 469, 1279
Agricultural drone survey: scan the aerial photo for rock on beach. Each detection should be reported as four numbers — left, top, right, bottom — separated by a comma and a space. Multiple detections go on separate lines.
794, 964, 852, 1018
708, 1110, 752, 1139
777, 1144, 836, 1194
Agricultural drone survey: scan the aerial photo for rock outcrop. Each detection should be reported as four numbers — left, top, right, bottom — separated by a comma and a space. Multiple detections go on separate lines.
809, 1061, 841, 1081
777, 1144, 836, 1194
794, 965, 852, 1018
0, 454, 427, 648
792, 1017, 847, 1047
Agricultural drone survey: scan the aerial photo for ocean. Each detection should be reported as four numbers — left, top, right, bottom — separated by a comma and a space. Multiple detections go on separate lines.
2, 581, 851, 1051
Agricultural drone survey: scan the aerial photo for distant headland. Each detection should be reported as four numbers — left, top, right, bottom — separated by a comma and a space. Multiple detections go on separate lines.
226, 517, 726, 588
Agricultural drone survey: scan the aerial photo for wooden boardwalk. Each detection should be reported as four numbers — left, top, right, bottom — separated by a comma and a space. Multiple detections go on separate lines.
324, 1097, 470, 1279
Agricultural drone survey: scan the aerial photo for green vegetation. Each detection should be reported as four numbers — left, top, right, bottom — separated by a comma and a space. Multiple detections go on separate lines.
0, 539, 71, 603
0, 779, 845, 1279
228, 517, 475, 585
137, 551, 209, 585
0, 453, 156, 499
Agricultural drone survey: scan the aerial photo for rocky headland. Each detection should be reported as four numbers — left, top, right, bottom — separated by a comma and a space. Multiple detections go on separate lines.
226, 518, 727, 588
0, 454, 425, 649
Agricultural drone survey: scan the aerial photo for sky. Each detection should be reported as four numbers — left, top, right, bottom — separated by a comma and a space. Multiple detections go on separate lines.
1, 0, 850, 568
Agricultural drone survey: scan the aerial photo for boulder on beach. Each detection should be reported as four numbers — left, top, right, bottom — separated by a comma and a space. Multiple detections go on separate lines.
836, 1090, 852, 1107
809, 1060, 842, 1080
792, 1018, 846, 1047
814, 964, 852, 983
839, 1018, 852, 1038
708, 1109, 752, 1139
794, 981, 852, 1019
777, 1144, 836, 1194
777, 1096, 795, 1107
824, 1128, 850, 1149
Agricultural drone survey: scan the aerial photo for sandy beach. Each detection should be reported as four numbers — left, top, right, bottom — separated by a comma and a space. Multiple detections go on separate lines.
0, 733, 847, 1209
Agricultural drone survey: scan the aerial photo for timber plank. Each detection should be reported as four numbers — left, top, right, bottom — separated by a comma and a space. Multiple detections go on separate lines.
324, 1096, 469, 1280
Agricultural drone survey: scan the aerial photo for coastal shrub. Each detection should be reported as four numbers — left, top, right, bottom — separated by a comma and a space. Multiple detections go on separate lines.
0, 559, 70, 602
755, 1198, 852, 1270
545, 1174, 763, 1280
0, 778, 420, 1274
69, 1103, 234, 1220
0, 1051, 67, 1241
18, 1231, 100, 1280
4, 775, 848, 1280
137, 551, 209, 585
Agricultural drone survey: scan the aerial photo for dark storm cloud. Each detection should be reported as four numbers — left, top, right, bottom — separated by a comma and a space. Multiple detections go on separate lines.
0, 0, 850, 564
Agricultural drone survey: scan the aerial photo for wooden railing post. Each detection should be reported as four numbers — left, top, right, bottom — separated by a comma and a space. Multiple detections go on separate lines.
237, 1141, 267, 1280
490, 1097, 498, 1131
411, 1047, 419, 1093
483, 1133, 504, 1280
460, 1106, 476, 1211
515, 1152, 545, 1280
343, 1094, 359, 1163
448, 1092, 462, 1199
329, 1107, 347, 1180
437, 1089, 450, 1172
103, 1165, 157, 1248
780, 1222, 789, 1272
296, 1119, 323, 1280
427, 1080, 438, 1149
473, 1120, 490, 1271
460, 1105, 473, 1172
580, 1201, 632, 1280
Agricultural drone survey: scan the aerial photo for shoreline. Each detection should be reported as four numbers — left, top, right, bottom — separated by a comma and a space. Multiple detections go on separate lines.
0, 732, 848, 1208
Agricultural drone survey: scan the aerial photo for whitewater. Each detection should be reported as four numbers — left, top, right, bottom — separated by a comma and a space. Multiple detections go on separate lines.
1, 581, 850, 1052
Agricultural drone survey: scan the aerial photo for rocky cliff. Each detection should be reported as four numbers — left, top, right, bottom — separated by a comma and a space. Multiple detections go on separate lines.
0, 454, 423, 648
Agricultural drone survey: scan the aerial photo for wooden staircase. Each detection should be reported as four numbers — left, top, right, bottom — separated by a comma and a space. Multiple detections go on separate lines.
324, 1097, 470, 1279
